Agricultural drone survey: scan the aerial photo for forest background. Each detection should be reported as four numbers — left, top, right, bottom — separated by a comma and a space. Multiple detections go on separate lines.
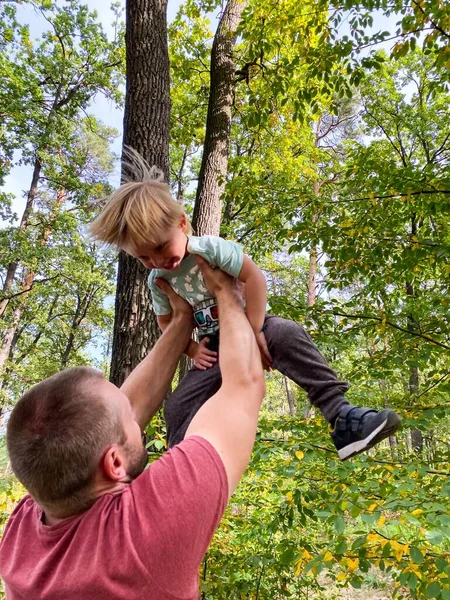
0, 0, 449, 598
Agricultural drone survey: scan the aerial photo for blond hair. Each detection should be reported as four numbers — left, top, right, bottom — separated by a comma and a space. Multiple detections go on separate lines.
90, 148, 192, 250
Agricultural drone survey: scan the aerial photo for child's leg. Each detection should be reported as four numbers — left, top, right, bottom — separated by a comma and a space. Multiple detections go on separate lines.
263, 315, 400, 460
165, 362, 222, 448
263, 315, 349, 423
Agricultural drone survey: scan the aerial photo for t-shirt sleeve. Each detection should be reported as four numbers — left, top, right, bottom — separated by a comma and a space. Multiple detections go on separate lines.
148, 271, 172, 316
130, 436, 228, 598
188, 236, 244, 278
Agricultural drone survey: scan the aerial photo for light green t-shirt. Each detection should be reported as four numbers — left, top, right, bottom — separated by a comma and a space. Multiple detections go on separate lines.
148, 235, 244, 336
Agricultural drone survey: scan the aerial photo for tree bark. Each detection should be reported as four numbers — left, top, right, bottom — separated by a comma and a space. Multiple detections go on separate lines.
406, 216, 423, 453
192, 0, 247, 236
110, 0, 171, 386
284, 376, 296, 416
0, 271, 34, 374
0, 157, 42, 318
0, 188, 66, 375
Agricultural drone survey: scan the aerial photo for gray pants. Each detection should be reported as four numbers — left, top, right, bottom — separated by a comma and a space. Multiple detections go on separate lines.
165, 315, 350, 447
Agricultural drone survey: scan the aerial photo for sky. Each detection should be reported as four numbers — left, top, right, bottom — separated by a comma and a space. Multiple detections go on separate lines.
2, 0, 186, 221
2, 0, 401, 223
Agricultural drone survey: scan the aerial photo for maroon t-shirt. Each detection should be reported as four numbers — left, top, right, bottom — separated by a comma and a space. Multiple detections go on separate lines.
0, 436, 228, 600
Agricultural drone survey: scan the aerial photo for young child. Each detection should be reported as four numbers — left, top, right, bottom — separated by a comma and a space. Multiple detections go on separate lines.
90, 156, 400, 460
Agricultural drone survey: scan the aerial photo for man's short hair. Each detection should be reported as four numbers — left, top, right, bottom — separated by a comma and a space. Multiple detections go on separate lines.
7, 367, 126, 517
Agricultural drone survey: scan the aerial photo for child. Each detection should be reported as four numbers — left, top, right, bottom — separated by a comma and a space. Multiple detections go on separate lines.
90, 155, 400, 460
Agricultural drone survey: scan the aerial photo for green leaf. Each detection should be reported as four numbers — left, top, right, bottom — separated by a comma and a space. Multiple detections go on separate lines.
410, 546, 424, 565
425, 582, 441, 599
334, 517, 345, 533
280, 548, 296, 565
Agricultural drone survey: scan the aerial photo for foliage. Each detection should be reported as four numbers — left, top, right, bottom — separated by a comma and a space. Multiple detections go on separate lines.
1, 0, 450, 598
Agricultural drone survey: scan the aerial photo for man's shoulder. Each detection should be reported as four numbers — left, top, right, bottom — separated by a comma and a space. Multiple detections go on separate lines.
132, 436, 228, 499
0, 494, 35, 555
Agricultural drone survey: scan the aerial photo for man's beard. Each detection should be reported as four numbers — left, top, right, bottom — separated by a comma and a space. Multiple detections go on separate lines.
124, 440, 148, 480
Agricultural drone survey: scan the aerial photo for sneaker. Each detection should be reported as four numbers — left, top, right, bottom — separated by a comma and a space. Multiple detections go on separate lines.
331, 406, 401, 461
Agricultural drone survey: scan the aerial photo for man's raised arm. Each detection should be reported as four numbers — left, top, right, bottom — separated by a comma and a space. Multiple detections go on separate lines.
185, 257, 266, 498
121, 282, 193, 430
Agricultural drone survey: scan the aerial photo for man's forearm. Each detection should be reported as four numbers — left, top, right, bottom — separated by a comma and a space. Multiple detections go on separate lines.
217, 285, 261, 389
244, 273, 267, 334
121, 316, 193, 430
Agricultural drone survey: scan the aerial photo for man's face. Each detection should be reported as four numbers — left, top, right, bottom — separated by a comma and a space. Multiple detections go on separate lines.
128, 215, 189, 272
99, 380, 148, 480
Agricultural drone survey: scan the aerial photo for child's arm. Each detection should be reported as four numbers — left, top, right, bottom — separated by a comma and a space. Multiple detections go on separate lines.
238, 255, 273, 370
157, 315, 217, 370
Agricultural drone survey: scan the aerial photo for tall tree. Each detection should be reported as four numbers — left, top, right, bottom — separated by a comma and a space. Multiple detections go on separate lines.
192, 0, 247, 236
110, 0, 171, 386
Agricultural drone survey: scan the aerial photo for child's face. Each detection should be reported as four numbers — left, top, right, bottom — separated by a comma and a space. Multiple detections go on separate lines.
127, 215, 189, 271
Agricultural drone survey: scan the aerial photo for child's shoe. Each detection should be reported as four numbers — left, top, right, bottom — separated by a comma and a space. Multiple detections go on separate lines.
331, 406, 401, 461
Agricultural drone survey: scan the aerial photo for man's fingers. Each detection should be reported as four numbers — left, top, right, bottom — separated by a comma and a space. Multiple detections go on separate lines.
155, 278, 173, 295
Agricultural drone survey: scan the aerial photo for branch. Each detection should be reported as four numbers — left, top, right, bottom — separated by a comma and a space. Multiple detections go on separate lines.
330, 188, 450, 204
332, 310, 450, 351
0, 275, 60, 303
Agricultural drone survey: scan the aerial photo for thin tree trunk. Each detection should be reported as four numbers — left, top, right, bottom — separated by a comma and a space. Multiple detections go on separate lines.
0, 189, 66, 375
284, 376, 296, 416
110, 0, 171, 386
0, 157, 42, 318
389, 435, 398, 461
0, 271, 34, 374
192, 0, 247, 236
409, 364, 423, 452
406, 215, 423, 453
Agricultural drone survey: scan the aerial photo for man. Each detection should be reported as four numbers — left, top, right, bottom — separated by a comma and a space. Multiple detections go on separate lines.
0, 257, 265, 600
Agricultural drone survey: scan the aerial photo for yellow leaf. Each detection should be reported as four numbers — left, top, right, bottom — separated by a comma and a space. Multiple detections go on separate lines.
378, 515, 386, 527
368, 503, 378, 512
286, 491, 293, 502
346, 558, 359, 572
294, 559, 302, 577
302, 549, 312, 560
367, 533, 378, 544
295, 450, 304, 461
324, 551, 333, 562
390, 540, 408, 561
412, 509, 423, 517
337, 573, 346, 582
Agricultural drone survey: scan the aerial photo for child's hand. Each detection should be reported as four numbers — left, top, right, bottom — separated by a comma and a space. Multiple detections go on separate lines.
193, 338, 218, 370
256, 330, 273, 371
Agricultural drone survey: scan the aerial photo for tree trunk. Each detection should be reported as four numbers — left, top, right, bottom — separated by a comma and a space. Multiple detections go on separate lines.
0, 271, 34, 374
192, 0, 247, 236
284, 376, 296, 416
0, 188, 66, 375
0, 157, 42, 318
409, 365, 423, 452
406, 216, 423, 453
60, 287, 93, 369
110, 0, 171, 387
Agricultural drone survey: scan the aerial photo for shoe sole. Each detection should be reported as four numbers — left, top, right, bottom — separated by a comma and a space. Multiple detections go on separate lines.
338, 412, 401, 461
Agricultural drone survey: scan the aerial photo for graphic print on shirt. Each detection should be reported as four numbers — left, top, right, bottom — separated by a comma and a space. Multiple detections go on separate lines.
193, 298, 219, 331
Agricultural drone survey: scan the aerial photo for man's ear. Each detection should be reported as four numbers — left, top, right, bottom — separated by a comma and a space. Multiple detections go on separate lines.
102, 445, 127, 481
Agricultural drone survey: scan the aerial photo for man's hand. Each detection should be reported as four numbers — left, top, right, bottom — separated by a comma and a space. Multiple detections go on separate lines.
191, 338, 218, 370
196, 256, 242, 302
155, 278, 194, 322
255, 330, 273, 371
